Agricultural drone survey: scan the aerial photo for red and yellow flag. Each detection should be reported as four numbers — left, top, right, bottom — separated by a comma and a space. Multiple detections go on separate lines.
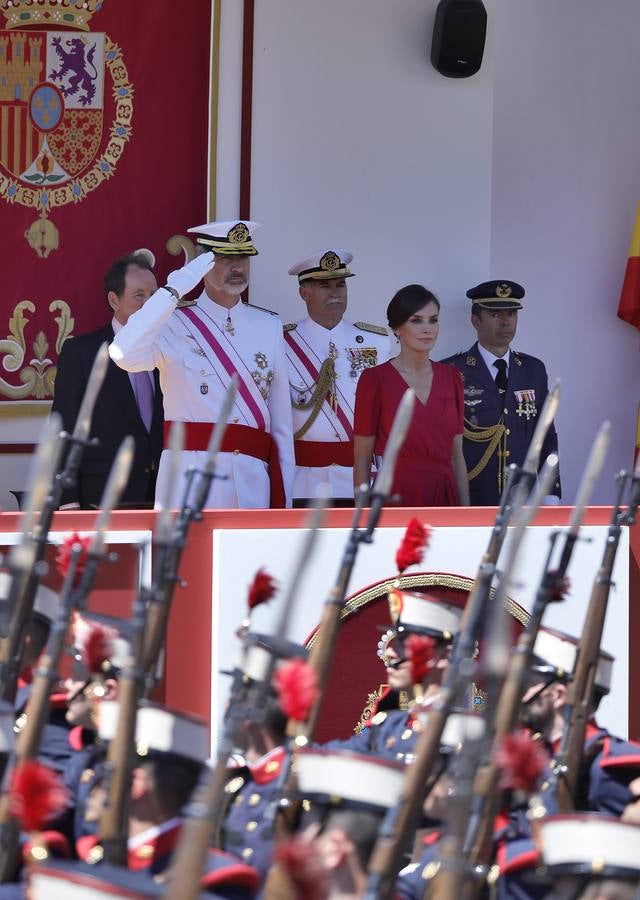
618, 201, 640, 329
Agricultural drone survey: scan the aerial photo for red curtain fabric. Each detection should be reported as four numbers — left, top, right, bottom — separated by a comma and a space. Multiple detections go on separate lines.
0, 0, 212, 402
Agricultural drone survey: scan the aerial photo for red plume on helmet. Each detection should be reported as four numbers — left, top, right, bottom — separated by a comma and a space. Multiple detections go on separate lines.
55, 532, 92, 586
494, 731, 549, 794
274, 659, 319, 723
395, 518, 431, 574
9, 760, 69, 832
247, 568, 278, 611
78, 617, 117, 675
405, 633, 437, 685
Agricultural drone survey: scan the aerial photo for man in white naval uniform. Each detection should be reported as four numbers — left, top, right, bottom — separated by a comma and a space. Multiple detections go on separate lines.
109, 221, 294, 509
285, 249, 393, 505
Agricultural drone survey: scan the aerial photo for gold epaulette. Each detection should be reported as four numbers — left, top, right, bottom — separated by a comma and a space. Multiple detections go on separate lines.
354, 321, 388, 336
245, 301, 278, 316
283, 322, 297, 333
176, 298, 196, 308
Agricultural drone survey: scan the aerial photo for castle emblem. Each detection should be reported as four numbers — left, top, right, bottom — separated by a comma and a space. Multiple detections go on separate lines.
0, 0, 133, 256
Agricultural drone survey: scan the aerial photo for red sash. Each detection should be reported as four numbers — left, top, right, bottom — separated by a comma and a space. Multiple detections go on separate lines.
178, 306, 267, 430
164, 421, 285, 508
294, 439, 354, 468
284, 330, 353, 439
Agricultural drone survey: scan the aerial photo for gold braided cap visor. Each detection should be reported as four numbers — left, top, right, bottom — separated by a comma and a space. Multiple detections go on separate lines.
472, 298, 523, 310
195, 236, 258, 256
298, 266, 354, 283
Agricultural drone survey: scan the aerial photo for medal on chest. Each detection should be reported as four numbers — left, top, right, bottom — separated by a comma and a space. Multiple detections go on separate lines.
251, 351, 273, 400
346, 347, 378, 378
514, 389, 537, 420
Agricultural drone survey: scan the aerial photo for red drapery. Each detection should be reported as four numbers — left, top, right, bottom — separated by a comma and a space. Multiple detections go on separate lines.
0, 0, 213, 403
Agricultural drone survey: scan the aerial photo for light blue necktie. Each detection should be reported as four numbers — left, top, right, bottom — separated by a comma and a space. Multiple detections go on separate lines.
133, 371, 154, 432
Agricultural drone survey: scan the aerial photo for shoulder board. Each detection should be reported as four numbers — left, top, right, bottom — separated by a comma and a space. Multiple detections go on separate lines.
246, 301, 278, 316
176, 298, 196, 308
283, 322, 297, 333
511, 349, 540, 364
354, 321, 388, 336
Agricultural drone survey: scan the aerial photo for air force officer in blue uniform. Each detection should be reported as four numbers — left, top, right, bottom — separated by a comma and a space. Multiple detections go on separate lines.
441, 281, 560, 506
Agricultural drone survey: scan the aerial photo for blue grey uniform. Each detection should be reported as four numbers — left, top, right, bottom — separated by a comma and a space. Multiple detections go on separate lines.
322, 708, 435, 765
221, 747, 285, 893
440, 343, 560, 505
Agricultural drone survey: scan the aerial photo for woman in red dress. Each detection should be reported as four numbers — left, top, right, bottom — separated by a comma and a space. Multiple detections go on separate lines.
353, 284, 470, 506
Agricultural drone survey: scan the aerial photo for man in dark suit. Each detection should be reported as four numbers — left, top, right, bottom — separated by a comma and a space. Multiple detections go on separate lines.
51, 253, 164, 508
441, 280, 560, 506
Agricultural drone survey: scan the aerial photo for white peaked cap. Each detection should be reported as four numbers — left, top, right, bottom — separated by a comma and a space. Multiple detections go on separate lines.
187, 220, 260, 255
0, 571, 59, 625
288, 248, 354, 282
28, 861, 168, 899
295, 748, 405, 811
533, 626, 613, 694
98, 701, 207, 765
388, 589, 462, 641
537, 813, 640, 877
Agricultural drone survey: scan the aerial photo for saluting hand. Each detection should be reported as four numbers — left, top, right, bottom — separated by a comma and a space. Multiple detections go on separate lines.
166, 251, 215, 299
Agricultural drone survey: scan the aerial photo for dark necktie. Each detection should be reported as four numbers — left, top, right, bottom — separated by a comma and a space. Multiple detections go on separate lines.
493, 358, 508, 392
133, 371, 154, 432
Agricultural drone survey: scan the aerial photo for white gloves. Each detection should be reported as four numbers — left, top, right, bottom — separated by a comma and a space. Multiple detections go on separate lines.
165, 251, 215, 299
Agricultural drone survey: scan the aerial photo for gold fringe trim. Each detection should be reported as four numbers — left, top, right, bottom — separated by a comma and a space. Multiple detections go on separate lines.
306, 572, 528, 650
463, 420, 506, 482
292, 357, 336, 441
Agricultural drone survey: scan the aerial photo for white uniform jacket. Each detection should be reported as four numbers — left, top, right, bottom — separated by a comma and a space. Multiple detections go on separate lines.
285, 316, 392, 500
109, 288, 294, 509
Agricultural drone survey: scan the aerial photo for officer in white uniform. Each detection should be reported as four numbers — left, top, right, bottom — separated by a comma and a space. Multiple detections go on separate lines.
109, 221, 294, 509
285, 249, 393, 505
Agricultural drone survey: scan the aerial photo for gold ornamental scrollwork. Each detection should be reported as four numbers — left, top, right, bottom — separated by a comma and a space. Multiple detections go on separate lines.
50, 299, 75, 354
166, 234, 198, 263
0, 299, 74, 400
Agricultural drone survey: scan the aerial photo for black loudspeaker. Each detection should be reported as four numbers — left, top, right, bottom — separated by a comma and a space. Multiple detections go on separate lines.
431, 0, 487, 78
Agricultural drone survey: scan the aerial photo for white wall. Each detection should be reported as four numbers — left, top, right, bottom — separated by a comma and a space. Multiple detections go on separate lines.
215, 0, 640, 503
490, 0, 640, 501
248, 0, 493, 344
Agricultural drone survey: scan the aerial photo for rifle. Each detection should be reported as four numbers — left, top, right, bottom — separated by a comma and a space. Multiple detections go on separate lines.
457, 379, 561, 636
141, 377, 237, 684
0, 345, 109, 705
553, 448, 640, 811
0, 436, 134, 882
306, 387, 415, 737
361, 386, 561, 900
98, 396, 235, 866
0, 416, 63, 704
362, 454, 554, 900
256, 389, 416, 845
163, 500, 327, 900
440, 422, 610, 900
